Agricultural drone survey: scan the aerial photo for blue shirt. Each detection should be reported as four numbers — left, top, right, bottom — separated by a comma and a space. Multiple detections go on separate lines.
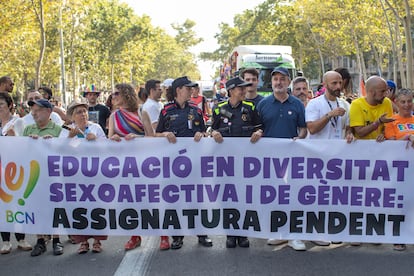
257, 94, 306, 138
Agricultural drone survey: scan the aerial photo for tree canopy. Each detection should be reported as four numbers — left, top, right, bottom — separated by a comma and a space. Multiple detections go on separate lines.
203, 0, 413, 89
0, 0, 202, 103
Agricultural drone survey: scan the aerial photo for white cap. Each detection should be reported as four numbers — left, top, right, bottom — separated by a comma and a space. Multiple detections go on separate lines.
162, 78, 174, 88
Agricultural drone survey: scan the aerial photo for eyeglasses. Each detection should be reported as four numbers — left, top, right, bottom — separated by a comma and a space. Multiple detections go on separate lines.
112, 92, 120, 96
28, 96, 41, 101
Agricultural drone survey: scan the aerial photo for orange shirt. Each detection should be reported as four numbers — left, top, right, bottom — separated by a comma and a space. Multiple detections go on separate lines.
384, 114, 414, 140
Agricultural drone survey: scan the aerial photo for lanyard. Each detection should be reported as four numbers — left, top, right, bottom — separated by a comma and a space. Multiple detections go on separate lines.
325, 95, 339, 128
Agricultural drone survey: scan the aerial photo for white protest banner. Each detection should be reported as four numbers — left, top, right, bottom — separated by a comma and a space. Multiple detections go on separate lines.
0, 136, 413, 243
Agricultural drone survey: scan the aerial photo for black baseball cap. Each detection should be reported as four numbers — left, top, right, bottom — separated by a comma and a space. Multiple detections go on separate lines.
271, 67, 291, 78
172, 76, 197, 92
225, 77, 252, 91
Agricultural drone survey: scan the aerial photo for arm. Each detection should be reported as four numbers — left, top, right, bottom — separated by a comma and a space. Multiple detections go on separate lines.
108, 113, 121, 141
352, 117, 385, 138
141, 110, 154, 137
296, 127, 308, 139
307, 108, 346, 134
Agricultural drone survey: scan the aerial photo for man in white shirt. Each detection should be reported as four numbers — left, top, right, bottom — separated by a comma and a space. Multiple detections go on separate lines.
142, 79, 163, 130
306, 71, 353, 142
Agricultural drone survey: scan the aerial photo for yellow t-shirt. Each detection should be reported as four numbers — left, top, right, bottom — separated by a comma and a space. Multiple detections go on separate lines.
384, 114, 414, 140
349, 97, 393, 140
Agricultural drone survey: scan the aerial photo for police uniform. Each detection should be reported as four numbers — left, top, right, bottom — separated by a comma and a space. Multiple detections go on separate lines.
156, 100, 213, 248
211, 100, 261, 137
211, 76, 262, 249
156, 101, 205, 136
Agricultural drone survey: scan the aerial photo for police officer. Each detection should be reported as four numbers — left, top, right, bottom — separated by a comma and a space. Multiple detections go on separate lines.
211, 76, 263, 248
155, 76, 213, 250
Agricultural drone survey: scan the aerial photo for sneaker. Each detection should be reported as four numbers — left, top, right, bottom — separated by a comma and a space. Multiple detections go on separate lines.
17, 240, 32, 251
31, 243, 46, 257
311, 240, 330, 246
288, 240, 306, 251
159, 236, 170, 250
0, 242, 12, 254
170, 237, 183, 250
267, 239, 287, 246
237, 237, 250, 248
124, 236, 141, 251
393, 244, 406, 251
226, 237, 237, 248
198, 236, 213, 247
53, 242, 64, 255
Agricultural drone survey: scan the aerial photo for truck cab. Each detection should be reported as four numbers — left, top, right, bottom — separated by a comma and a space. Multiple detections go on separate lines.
229, 45, 296, 96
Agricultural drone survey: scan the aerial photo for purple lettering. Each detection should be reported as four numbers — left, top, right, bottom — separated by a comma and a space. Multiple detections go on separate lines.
393, 161, 408, 181
201, 156, 214, 177
80, 157, 99, 177
383, 188, 396, 208
326, 159, 342, 180
79, 184, 96, 202
101, 157, 119, 178
49, 183, 63, 202
307, 158, 323, 179
62, 156, 78, 177
372, 160, 390, 181
243, 157, 260, 178
291, 157, 304, 178
298, 185, 315, 205
118, 185, 133, 202
122, 157, 140, 177
48, 156, 60, 177
162, 185, 179, 203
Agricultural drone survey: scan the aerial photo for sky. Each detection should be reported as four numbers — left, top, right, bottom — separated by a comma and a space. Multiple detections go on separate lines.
122, 0, 264, 80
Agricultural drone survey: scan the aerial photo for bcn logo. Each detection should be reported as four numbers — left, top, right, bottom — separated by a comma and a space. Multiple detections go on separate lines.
6, 210, 35, 224
0, 158, 40, 206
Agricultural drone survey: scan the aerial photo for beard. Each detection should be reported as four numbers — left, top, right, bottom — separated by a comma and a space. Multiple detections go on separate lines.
328, 89, 341, 98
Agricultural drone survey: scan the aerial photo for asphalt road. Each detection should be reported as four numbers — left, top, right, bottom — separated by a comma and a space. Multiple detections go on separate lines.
1, 235, 412, 276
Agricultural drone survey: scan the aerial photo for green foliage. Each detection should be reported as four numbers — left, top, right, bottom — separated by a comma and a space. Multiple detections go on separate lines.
0, 0, 201, 100
206, 0, 410, 81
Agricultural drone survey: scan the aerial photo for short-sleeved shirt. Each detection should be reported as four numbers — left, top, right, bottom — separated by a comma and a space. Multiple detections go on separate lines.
384, 114, 414, 140
156, 101, 205, 137
246, 94, 264, 107
257, 94, 306, 138
23, 121, 62, 137
349, 97, 393, 140
306, 95, 350, 139
142, 98, 163, 124
88, 104, 110, 134
212, 100, 262, 137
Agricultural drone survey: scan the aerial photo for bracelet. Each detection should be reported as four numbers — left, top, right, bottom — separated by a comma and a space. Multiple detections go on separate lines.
325, 113, 331, 119
372, 121, 380, 129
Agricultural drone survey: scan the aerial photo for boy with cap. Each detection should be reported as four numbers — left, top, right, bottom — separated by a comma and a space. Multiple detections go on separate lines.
211, 76, 263, 248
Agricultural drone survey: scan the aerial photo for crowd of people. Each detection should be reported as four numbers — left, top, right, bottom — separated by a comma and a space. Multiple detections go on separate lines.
0, 66, 411, 256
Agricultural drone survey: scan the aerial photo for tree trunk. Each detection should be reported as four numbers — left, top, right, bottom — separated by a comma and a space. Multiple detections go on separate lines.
111, 63, 115, 92
403, 0, 413, 89
33, 0, 45, 90
395, 21, 407, 87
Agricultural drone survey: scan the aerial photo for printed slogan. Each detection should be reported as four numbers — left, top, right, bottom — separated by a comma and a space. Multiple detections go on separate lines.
0, 136, 413, 244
